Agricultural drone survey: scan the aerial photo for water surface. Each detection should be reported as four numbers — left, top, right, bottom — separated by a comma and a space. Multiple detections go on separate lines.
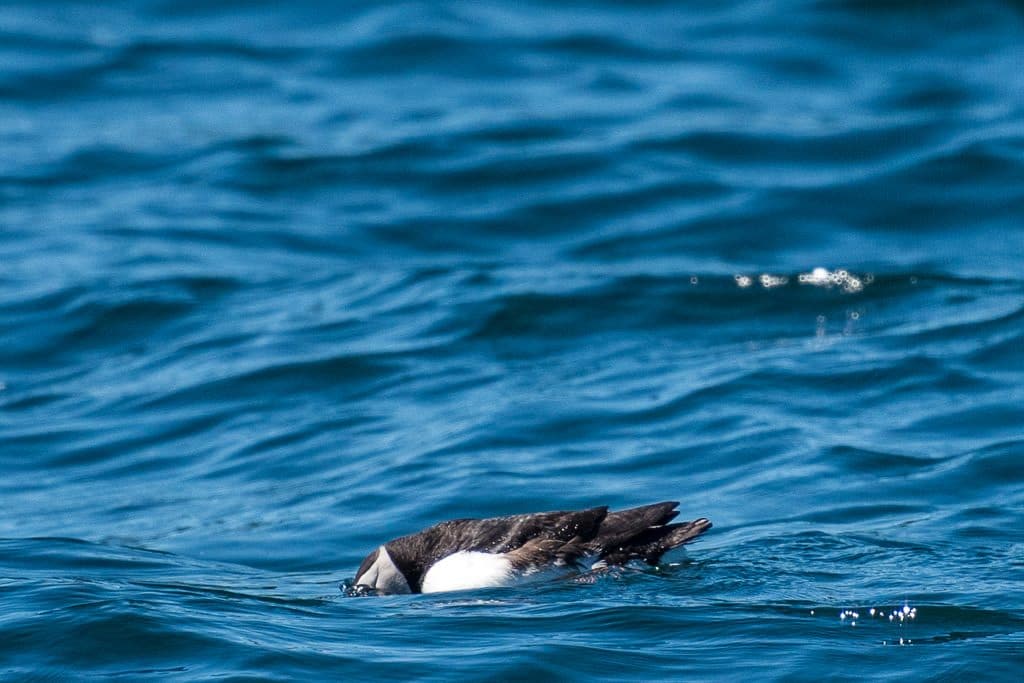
2, 1, 1024, 680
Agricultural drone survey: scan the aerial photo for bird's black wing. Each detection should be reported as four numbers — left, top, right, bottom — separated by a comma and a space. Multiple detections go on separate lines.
589, 502, 711, 565
385, 507, 609, 587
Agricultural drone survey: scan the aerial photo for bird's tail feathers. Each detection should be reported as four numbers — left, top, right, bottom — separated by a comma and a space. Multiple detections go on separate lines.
661, 517, 712, 550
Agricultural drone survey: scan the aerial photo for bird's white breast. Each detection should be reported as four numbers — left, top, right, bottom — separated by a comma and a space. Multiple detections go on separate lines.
420, 551, 515, 594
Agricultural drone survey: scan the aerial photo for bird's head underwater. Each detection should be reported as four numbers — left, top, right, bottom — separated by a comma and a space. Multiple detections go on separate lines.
351, 545, 412, 595
344, 502, 711, 596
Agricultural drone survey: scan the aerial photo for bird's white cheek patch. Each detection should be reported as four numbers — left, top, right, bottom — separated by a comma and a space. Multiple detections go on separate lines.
420, 552, 515, 594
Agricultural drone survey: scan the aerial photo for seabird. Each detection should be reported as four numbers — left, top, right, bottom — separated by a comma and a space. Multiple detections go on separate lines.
351, 501, 711, 595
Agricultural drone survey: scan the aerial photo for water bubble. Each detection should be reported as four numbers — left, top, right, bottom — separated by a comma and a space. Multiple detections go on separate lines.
759, 273, 787, 288
797, 267, 865, 293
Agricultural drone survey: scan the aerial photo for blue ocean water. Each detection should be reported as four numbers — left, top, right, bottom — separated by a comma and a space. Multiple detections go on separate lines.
2, 0, 1024, 679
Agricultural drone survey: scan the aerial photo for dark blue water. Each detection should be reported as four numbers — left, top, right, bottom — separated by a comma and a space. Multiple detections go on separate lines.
3, 0, 1024, 679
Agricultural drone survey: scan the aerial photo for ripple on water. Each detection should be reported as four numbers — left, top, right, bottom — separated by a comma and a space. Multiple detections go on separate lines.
2, 0, 1024, 680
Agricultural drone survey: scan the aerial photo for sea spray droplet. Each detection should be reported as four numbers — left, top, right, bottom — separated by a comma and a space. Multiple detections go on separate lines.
759, 273, 787, 288
797, 267, 865, 293
836, 604, 918, 633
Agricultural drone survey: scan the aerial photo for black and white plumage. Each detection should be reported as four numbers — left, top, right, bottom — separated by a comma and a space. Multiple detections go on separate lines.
352, 502, 711, 595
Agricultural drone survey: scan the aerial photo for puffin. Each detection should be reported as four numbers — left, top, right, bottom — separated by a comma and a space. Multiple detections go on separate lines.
351, 501, 711, 595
